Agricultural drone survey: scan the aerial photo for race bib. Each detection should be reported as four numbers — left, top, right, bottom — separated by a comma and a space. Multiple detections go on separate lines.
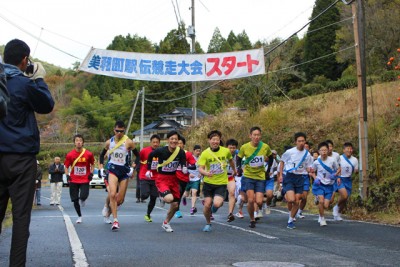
210, 162, 224, 175
112, 152, 125, 164
74, 166, 87, 176
161, 161, 179, 172
151, 160, 158, 170
249, 156, 264, 168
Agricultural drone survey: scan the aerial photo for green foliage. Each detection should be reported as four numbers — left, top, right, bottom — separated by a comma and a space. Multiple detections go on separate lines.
300, 83, 326, 96
287, 89, 308, 99
326, 76, 357, 91
207, 27, 228, 53
380, 70, 399, 82
366, 175, 400, 212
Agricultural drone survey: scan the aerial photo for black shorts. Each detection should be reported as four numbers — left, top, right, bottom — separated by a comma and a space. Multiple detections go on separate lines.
140, 179, 158, 199
69, 183, 90, 202
202, 182, 227, 199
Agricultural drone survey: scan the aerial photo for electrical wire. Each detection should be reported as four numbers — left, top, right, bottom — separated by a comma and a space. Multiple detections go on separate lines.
145, 82, 192, 96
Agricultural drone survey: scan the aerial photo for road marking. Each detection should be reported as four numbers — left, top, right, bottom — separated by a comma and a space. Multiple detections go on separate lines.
213, 221, 278, 239
58, 205, 89, 267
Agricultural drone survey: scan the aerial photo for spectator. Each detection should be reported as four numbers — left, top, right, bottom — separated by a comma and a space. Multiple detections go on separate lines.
49, 157, 65, 205
35, 160, 42, 205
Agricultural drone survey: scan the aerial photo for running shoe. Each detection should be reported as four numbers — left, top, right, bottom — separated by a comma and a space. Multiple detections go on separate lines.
296, 211, 305, 219
104, 217, 112, 224
79, 199, 86, 207
76, 217, 82, 224
314, 196, 319, 205
264, 206, 271, 215
333, 205, 339, 217
318, 216, 321, 223
102, 206, 109, 217
202, 224, 212, 232
227, 213, 235, 222
144, 214, 152, 222
235, 211, 244, 218
255, 210, 263, 221
162, 222, 174, 232
111, 221, 120, 231
182, 196, 187, 206
334, 214, 343, 221
175, 210, 183, 218
210, 213, 214, 220
249, 221, 256, 228
320, 218, 327, 226
287, 221, 296, 229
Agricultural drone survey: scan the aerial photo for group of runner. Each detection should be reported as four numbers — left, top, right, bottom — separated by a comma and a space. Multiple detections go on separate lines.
63, 121, 359, 232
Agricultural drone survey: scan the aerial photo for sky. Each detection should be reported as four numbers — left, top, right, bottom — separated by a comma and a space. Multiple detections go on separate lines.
0, 0, 316, 69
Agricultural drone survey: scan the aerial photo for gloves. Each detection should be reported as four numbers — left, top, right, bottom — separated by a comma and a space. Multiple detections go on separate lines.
88, 173, 93, 181
127, 167, 134, 177
27, 62, 46, 80
66, 175, 71, 183
36, 180, 39, 184
145, 170, 152, 179
182, 166, 188, 174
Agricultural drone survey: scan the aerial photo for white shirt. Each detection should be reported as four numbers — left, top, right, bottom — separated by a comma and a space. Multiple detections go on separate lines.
188, 155, 201, 181
331, 151, 340, 165
108, 136, 129, 166
281, 147, 313, 175
312, 156, 339, 185
339, 155, 358, 178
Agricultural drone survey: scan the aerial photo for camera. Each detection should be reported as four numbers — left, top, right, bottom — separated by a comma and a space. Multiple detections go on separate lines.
25, 64, 34, 75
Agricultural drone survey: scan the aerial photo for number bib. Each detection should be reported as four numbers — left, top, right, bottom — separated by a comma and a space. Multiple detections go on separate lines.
112, 152, 125, 164
210, 162, 224, 175
74, 166, 87, 176
249, 156, 264, 168
151, 160, 158, 170
161, 161, 179, 172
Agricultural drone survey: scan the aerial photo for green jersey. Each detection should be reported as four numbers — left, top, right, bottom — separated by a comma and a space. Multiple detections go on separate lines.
198, 146, 232, 185
238, 142, 272, 180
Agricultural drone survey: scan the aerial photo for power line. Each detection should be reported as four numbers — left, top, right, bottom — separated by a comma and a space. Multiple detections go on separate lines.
145, 82, 191, 96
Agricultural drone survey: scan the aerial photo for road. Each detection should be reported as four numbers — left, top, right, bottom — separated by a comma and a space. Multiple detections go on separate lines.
1, 184, 399, 267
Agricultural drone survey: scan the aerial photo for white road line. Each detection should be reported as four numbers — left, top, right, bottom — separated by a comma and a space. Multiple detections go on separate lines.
58, 205, 89, 267
213, 221, 279, 239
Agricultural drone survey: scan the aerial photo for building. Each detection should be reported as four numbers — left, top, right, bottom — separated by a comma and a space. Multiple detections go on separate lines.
132, 107, 207, 142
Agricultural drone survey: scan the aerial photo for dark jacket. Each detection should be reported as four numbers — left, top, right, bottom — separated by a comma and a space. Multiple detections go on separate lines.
0, 63, 9, 119
0, 64, 54, 154
49, 163, 65, 183
36, 165, 43, 188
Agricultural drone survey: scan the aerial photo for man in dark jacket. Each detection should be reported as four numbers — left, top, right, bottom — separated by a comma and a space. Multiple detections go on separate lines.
35, 161, 43, 206
49, 157, 65, 205
0, 39, 54, 267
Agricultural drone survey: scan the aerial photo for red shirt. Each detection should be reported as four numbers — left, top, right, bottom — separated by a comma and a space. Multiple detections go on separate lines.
176, 150, 196, 182
64, 149, 94, 184
139, 146, 158, 180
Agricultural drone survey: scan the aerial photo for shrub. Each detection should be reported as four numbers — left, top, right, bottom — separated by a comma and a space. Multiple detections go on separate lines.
301, 83, 326, 96
380, 70, 399, 82
287, 89, 308, 99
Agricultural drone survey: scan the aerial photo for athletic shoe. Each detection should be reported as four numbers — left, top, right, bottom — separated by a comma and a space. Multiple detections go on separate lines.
318, 216, 321, 223
320, 218, 327, 226
104, 217, 112, 224
333, 205, 339, 217
264, 206, 271, 215
76, 217, 82, 224
136, 199, 140, 203
249, 221, 256, 228
111, 221, 120, 231
162, 222, 174, 232
314, 196, 319, 205
255, 210, 263, 221
80, 199, 86, 207
144, 214, 152, 222
227, 213, 235, 223
210, 213, 214, 220
102, 206, 109, 217
334, 214, 343, 221
296, 211, 305, 219
182, 196, 187, 206
175, 210, 183, 218
202, 224, 212, 232
287, 221, 296, 229
235, 211, 244, 218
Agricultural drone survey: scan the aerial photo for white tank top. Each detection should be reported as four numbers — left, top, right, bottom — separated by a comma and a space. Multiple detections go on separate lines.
108, 136, 129, 166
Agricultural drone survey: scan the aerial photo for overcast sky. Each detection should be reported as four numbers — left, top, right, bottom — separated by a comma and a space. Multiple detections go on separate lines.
0, 0, 316, 69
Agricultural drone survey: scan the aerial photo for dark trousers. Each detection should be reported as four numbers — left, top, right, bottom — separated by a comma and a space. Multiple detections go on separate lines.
136, 173, 141, 199
177, 179, 188, 210
0, 153, 36, 267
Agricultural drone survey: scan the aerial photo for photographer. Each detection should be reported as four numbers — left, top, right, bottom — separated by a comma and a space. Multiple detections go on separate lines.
0, 39, 54, 267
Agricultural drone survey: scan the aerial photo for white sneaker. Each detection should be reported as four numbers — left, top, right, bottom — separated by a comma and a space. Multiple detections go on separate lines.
102, 206, 109, 217
80, 199, 86, 207
256, 210, 263, 219
296, 211, 305, 219
162, 222, 173, 232
320, 218, 327, 226
334, 214, 343, 221
104, 216, 112, 224
264, 206, 271, 215
318, 216, 321, 223
76, 217, 82, 224
333, 205, 339, 217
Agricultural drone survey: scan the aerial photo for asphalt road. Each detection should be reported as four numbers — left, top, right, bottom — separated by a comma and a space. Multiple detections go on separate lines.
1, 184, 399, 267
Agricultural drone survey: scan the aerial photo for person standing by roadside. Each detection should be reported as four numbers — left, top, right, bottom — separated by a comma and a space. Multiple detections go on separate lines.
48, 157, 65, 205
0, 39, 54, 267
64, 134, 95, 224
35, 161, 43, 206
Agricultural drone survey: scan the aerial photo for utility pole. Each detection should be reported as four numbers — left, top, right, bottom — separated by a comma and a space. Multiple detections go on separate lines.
189, 0, 197, 127
126, 91, 141, 136
352, 0, 368, 199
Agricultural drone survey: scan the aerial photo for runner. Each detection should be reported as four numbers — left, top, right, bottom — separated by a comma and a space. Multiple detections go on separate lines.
138, 134, 161, 223
147, 130, 187, 233
237, 126, 272, 228
332, 142, 359, 221
310, 142, 340, 226
64, 134, 95, 224
278, 132, 313, 229
181, 145, 202, 215
175, 135, 197, 218
198, 130, 236, 232
226, 139, 239, 222
99, 121, 136, 231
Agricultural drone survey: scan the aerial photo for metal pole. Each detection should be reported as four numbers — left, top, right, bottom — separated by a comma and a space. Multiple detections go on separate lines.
126, 91, 141, 135
352, 1, 368, 199
140, 87, 145, 150
191, 0, 197, 127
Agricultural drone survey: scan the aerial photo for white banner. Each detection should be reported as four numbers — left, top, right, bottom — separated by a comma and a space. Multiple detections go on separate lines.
79, 48, 265, 82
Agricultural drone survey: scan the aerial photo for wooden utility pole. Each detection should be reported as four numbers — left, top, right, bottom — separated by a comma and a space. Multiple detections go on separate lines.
190, 0, 197, 127
352, 0, 369, 199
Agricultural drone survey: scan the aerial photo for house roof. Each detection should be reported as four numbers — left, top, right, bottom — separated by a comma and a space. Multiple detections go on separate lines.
131, 120, 183, 136
159, 107, 207, 118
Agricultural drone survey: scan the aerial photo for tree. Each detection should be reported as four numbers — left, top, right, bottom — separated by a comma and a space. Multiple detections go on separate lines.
207, 27, 228, 53
303, 0, 341, 81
